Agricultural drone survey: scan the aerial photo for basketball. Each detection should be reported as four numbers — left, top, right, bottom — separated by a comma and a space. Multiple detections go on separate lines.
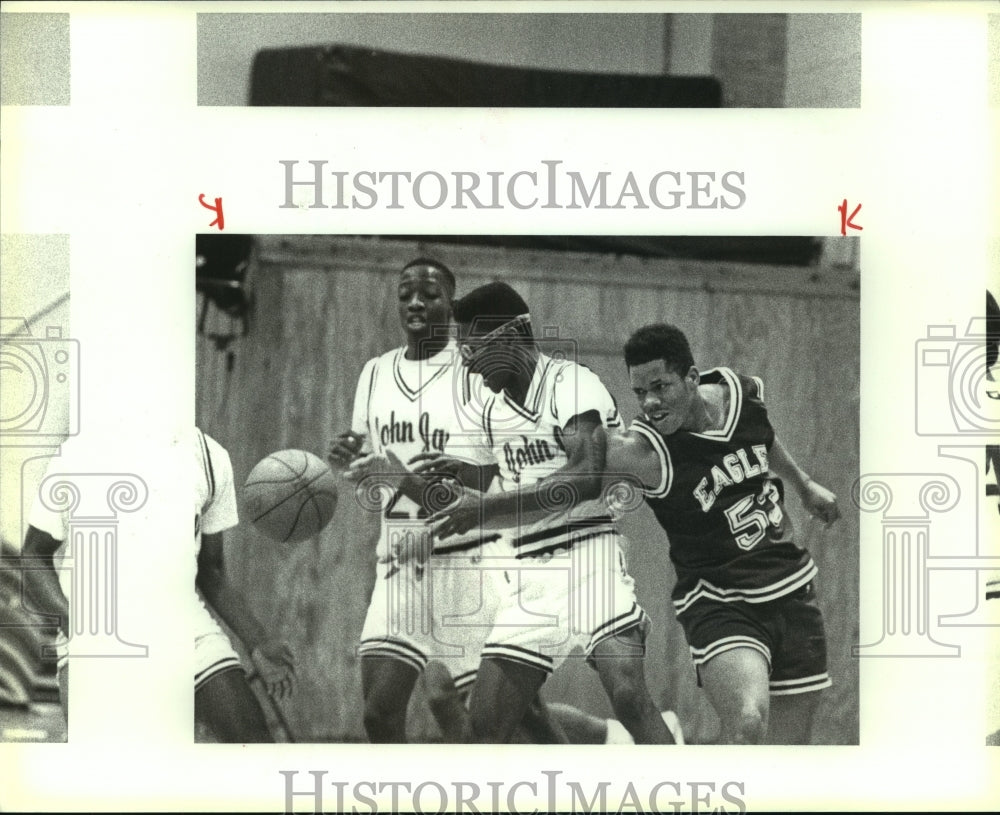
242, 449, 338, 543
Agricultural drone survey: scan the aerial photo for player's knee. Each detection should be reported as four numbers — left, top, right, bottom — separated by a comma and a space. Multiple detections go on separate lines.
726, 703, 767, 744
423, 661, 459, 707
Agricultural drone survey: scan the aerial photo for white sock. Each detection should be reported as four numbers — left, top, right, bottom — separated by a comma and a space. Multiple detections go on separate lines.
603, 711, 685, 745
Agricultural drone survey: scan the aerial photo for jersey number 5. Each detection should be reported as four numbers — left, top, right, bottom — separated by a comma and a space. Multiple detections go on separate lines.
723, 482, 783, 551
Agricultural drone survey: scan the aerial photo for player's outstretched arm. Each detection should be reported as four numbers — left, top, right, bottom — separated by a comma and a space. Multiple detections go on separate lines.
427, 410, 607, 539
21, 525, 69, 633
604, 426, 664, 492
197, 532, 296, 700
768, 436, 840, 527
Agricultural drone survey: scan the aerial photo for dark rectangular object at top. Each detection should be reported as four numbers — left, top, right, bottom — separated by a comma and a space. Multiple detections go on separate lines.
250, 44, 722, 107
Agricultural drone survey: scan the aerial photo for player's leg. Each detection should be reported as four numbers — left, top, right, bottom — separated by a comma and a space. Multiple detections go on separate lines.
763, 582, 831, 744
765, 691, 821, 745
603, 711, 686, 745
194, 626, 272, 742
590, 626, 674, 744
578, 537, 672, 743
546, 702, 608, 743
196, 666, 273, 743
422, 659, 470, 742
423, 659, 566, 743
698, 647, 771, 744
357, 557, 430, 743
517, 692, 569, 743
467, 656, 548, 743
360, 655, 419, 743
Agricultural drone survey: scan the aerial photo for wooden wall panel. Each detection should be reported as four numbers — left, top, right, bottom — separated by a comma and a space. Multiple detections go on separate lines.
196, 235, 859, 744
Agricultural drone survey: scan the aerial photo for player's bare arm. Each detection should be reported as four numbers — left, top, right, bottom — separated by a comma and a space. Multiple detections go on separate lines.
768, 436, 840, 527
21, 525, 69, 633
427, 410, 606, 539
604, 426, 664, 493
196, 531, 296, 700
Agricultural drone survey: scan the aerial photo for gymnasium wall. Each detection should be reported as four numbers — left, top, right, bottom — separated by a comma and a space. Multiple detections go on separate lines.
195, 234, 860, 744
197, 12, 862, 109
197, 13, 668, 106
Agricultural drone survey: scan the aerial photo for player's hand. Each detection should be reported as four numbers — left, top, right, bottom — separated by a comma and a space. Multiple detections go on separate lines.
425, 487, 482, 540
409, 451, 463, 476
392, 531, 433, 568
408, 451, 483, 487
328, 431, 365, 469
344, 448, 409, 484
800, 480, 840, 528
250, 641, 296, 701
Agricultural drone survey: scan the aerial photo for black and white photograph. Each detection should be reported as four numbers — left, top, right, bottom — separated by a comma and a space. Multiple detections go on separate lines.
198, 11, 861, 109
193, 234, 859, 745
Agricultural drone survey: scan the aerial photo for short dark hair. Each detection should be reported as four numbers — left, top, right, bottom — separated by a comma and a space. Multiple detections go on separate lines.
623, 323, 695, 377
987, 289, 999, 371
401, 257, 456, 299
452, 281, 533, 337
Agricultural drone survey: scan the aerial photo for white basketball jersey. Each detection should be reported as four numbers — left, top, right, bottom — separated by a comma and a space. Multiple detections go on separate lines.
194, 428, 239, 627
351, 341, 494, 558
194, 428, 239, 556
478, 354, 622, 558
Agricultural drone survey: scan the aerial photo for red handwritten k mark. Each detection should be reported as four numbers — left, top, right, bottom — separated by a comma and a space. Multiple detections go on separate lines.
199, 195, 225, 230
837, 200, 862, 236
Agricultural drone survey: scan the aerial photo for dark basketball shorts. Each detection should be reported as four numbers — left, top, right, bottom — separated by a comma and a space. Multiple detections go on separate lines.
678, 582, 831, 695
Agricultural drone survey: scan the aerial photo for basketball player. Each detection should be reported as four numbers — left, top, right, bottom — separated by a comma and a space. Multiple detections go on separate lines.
603, 322, 839, 744
21, 428, 295, 742
328, 258, 518, 743
425, 281, 674, 744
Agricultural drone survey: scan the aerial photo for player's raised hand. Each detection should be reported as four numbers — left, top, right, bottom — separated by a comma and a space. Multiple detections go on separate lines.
409, 450, 460, 475
344, 450, 412, 484
250, 641, 297, 701
425, 486, 481, 540
328, 431, 365, 469
408, 450, 479, 482
392, 528, 433, 567
801, 480, 840, 528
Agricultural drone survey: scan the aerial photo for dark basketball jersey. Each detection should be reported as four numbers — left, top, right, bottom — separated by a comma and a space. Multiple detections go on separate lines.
630, 367, 816, 615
